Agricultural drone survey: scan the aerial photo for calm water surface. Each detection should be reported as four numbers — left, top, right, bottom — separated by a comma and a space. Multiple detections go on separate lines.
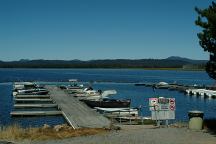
0, 69, 215, 127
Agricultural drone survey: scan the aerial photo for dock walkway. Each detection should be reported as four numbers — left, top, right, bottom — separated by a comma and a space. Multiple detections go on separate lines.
46, 86, 110, 129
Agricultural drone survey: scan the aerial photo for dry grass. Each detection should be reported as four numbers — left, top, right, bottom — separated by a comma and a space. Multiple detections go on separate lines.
0, 124, 107, 141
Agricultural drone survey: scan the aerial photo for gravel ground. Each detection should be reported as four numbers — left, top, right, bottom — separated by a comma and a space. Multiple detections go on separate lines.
14, 125, 216, 144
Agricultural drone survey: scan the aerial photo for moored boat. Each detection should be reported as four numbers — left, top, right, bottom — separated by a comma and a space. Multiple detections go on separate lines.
81, 98, 131, 108
95, 107, 139, 116
59, 79, 84, 91
13, 82, 48, 96
16, 88, 49, 95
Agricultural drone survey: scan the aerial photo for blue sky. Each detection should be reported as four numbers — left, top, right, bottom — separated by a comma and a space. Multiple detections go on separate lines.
0, 0, 213, 61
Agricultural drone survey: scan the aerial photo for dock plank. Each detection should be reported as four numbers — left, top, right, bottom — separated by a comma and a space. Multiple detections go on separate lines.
46, 86, 110, 129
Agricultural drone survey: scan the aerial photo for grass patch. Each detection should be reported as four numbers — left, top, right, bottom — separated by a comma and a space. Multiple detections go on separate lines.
137, 119, 156, 125
0, 124, 106, 141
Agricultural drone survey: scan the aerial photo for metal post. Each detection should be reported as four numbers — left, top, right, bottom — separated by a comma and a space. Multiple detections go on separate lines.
129, 108, 131, 125
119, 110, 121, 125
140, 106, 143, 125
165, 120, 169, 127
154, 105, 160, 127
156, 111, 160, 127
157, 120, 160, 127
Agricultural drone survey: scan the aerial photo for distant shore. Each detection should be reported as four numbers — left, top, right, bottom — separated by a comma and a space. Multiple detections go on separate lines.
142, 68, 205, 71
0, 57, 206, 70
0, 67, 205, 71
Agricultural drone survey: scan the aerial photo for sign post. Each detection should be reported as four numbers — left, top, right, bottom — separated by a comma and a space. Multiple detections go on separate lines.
149, 97, 176, 127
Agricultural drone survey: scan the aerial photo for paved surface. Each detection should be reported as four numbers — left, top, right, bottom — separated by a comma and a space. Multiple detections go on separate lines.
31, 125, 216, 144
46, 86, 110, 129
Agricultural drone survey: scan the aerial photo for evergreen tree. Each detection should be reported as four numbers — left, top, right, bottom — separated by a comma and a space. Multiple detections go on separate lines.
195, 2, 216, 79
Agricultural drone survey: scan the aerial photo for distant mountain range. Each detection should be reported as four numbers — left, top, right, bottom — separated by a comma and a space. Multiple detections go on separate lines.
0, 56, 207, 69
166, 56, 207, 64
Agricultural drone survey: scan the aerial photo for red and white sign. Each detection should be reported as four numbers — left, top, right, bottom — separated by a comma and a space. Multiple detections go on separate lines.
149, 98, 176, 111
170, 98, 175, 105
149, 98, 158, 111
149, 97, 176, 120
169, 105, 175, 111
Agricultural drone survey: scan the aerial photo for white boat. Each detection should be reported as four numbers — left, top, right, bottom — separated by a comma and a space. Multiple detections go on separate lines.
82, 90, 117, 100
115, 116, 151, 122
13, 82, 36, 90
185, 88, 216, 98
157, 82, 168, 86
60, 79, 84, 91
13, 82, 46, 96
95, 107, 138, 116
67, 83, 117, 100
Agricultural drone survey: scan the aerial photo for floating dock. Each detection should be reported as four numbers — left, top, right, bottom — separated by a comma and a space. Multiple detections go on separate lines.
14, 104, 58, 108
11, 93, 59, 116
46, 85, 110, 129
11, 84, 110, 129
14, 98, 53, 102
15, 95, 50, 98
11, 111, 62, 116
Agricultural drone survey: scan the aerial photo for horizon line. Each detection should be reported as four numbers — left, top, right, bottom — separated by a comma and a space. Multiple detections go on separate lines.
0, 56, 208, 62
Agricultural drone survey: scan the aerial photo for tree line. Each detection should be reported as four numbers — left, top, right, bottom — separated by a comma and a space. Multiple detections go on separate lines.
0, 58, 206, 69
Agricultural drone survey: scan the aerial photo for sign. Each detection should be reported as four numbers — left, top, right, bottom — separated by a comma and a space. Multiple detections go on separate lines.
149, 97, 176, 111
149, 97, 176, 120
149, 98, 158, 111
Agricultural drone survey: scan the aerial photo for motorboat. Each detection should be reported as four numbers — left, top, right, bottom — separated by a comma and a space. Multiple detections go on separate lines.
81, 98, 131, 108
95, 107, 139, 116
74, 89, 117, 100
13, 82, 37, 91
13, 82, 47, 96
59, 79, 84, 91
15, 88, 49, 95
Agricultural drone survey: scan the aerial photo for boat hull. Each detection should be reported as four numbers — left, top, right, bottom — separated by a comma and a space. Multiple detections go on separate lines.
17, 90, 49, 95
82, 99, 131, 108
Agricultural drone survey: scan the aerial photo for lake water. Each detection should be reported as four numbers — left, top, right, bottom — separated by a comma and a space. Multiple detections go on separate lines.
0, 69, 216, 127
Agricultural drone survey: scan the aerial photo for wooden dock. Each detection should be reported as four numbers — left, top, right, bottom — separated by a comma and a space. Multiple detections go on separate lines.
14, 104, 58, 108
15, 95, 50, 98
14, 98, 53, 102
46, 86, 110, 129
11, 111, 62, 116
11, 92, 60, 116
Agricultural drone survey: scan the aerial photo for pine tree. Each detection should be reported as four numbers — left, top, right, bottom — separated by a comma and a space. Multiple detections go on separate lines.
195, 2, 216, 79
